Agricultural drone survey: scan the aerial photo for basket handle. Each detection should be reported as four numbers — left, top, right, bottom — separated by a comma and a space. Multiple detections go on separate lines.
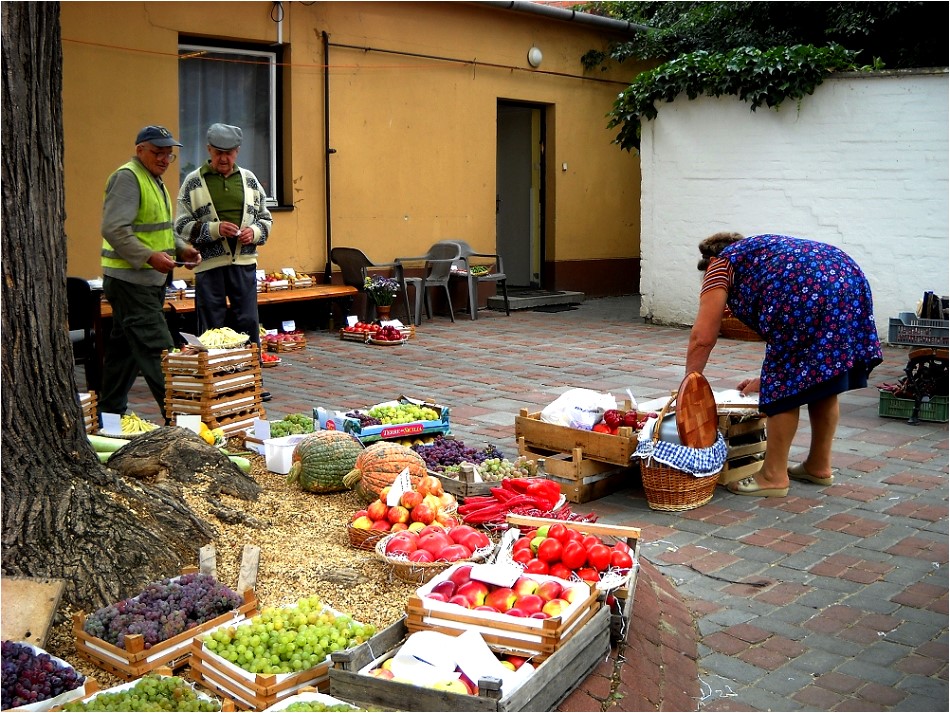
651, 391, 678, 443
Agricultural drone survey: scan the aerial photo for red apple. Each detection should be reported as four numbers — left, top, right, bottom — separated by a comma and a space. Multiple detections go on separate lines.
448, 594, 473, 609
448, 564, 474, 589
408, 521, 426, 533
504, 655, 529, 670
418, 524, 446, 538
419, 531, 452, 557
562, 584, 588, 604
370, 520, 391, 532
512, 576, 540, 596
350, 509, 368, 523
530, 611, 551, 619
499, 660, 516, 671
410, 503, 436, 525
548, 563, 573, 581
485, 587, 517, 612
473, 604, 499, 613
366, 500, 388, 522
541, 598, 570, 618
458, 530, 491, 552
399, 490, 424, 509
505, 608, 527, 617
536, 580, 563, 602
370, 668, 394, 679
438, 544, 472, 562
430, 580, 456, 599
456, 580, 489, 607
512, 548, 533, 565
409, 549, 435, 563
390, 522, 409, 532
385, 535, 417, 556
524, 559, 549, 575
429, 679, 468, 695
512, 593, 544, 615
387, 505, 410, 525
426, 592, 448, 603
436, 513, 459, 528
378, 486, 391, 502
458, 672, 478, 696
447, 525, 478, 544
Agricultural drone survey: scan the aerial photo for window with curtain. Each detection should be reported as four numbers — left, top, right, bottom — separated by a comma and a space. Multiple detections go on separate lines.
178, 43, 279, 205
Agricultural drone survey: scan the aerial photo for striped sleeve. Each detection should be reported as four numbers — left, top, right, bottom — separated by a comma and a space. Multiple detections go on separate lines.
701, 257, 732, 295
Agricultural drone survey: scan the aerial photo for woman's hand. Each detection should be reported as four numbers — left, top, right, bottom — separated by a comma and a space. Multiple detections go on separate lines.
738, 376, 761, 395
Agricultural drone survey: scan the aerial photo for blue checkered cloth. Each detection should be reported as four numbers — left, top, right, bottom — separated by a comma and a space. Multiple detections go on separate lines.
633, 431, 727, 478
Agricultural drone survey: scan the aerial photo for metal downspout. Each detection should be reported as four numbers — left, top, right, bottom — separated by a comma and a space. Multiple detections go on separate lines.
323, 30, 335, 282
477, 1, 649, 34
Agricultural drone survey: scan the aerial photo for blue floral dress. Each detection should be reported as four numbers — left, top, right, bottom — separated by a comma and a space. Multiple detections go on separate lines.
720, 234, 883, 414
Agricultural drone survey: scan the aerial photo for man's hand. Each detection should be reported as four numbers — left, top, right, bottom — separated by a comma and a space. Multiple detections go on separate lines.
147, 252, 177, 273
237, 227, 254, 245
178, 246, 202, 270
738, 376, 761, 395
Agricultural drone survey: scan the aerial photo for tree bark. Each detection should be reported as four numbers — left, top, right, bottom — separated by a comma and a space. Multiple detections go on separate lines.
0, 3, 253, 615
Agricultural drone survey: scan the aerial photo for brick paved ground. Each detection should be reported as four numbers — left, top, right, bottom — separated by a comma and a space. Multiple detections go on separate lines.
119, 296, 948, 711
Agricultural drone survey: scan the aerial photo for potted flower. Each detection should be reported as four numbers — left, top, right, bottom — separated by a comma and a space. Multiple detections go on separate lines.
363, 274, 399, 320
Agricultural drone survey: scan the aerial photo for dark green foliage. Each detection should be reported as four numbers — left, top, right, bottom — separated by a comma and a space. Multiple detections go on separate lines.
576, 2, 947, 151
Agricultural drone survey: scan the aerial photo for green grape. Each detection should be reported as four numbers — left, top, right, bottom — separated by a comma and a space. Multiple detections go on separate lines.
61, 674, 220, 711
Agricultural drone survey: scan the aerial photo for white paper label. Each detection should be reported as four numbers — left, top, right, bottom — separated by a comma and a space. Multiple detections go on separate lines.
254, 418, 272, 440
256, 269, 266, 281
264, 328, 278, 336
175, 414, 203, 434
171, 279, 188, 290
101, 412, 123, 434
470, 562, 521, 588
346, 315, 358, 327
281, 267, 297, 277
282, 320, 296, 332
386, 467, 412, 506
179, 332, 207, 350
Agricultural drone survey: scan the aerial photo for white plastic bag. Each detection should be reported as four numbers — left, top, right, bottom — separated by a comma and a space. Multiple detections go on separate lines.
540, 388, 617, 430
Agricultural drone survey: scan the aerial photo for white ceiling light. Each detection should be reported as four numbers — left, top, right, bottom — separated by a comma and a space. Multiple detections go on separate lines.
527, 47, 543, 68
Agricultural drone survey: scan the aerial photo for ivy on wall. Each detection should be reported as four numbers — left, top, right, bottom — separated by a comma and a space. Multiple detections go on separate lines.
606, 43, 869, 152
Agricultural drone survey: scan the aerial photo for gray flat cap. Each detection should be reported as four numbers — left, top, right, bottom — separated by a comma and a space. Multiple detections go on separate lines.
207, 123, 242, 150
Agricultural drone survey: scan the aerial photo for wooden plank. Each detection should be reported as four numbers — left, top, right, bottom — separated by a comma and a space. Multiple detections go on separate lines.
0, 576, 66, 648
514, 411, 637, 466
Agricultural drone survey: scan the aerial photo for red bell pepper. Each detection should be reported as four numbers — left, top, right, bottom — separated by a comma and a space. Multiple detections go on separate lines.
602, 409, 623, 429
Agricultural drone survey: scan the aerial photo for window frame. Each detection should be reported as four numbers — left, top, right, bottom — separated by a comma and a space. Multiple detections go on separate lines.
178, 39, 281, 206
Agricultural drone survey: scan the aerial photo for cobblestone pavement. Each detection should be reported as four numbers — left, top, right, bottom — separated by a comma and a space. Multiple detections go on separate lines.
122, 295, 948, 711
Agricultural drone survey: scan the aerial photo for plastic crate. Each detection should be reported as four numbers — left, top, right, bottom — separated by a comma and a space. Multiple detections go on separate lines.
878, 391, 948, 423
887, 313, 949, 347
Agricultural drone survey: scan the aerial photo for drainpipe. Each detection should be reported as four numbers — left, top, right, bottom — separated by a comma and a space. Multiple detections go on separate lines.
478, 1, 649, 34
323, 30, 335, 282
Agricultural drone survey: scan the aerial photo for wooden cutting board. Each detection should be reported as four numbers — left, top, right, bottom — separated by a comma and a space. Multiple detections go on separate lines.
675, 372, 719, 448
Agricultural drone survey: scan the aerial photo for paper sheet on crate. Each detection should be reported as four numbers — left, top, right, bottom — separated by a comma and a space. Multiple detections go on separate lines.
391, 630, 533, 695
638, 389, 759, 415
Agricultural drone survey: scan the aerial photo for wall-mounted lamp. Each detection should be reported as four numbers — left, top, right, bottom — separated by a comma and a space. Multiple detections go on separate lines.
527, 47, 543, 68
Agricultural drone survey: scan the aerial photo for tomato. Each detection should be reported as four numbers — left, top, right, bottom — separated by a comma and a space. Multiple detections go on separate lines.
547, 523, 569, 543
512, 547, 533, 565
564, 529, 583, 544
576, 567, 600, 583
548, 563, 573, 580
586, 543, 612, 572
591, 423, 611, 434
512, 536, 533, 552
613, 541, 632, 554
610, 549, 634, 570
581, 535, 601, 551
524, 558, 549, 575
536, 537, 563, 564
560, 541, 587, 570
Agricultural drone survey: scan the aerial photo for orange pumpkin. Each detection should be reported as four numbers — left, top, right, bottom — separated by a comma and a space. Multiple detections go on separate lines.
342, 441, 428, 502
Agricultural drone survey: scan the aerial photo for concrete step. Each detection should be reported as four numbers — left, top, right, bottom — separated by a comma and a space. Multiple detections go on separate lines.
489, 289, 585, 311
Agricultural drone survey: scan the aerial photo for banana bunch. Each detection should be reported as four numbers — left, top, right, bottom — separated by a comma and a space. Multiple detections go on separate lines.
198, 327, 249, 348
121, 412, 158, 435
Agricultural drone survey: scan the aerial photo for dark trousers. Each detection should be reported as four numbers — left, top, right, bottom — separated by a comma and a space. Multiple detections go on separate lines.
194, 264, 261, 350
99, 276, 173, 416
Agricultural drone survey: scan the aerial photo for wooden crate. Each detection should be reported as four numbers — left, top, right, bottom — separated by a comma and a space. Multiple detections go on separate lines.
204, 408, 267, 437
73, 588, 258, 681
717, 413, 766, 485
166, 387, 263, 419
163, 347, 260, 377
516, 437, 635, 504
50, 666, 235, 712
431, 468, 546, 501
328, 608, 610, 712
188, 638, 331, 711
405, 566, 600, 663
166, 370, 261, 397
514, 409, 637, 466
506, 514, 640, 642
266, 337, 307, 352
78, 391, 98, 434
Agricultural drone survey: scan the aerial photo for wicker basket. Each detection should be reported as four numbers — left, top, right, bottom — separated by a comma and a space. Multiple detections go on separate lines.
720, 308, 763, 342
346, 524, 389, 552
374, 533, 495, 585
640, 394, 719, 512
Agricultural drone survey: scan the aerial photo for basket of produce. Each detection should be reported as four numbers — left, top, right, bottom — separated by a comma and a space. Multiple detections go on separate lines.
633, 390, 727, 512
98, 412, 160, 439
1, 640, 88, 710
347, 474, 461, 552
374, 527, 495, 585
719, 308, 762, 342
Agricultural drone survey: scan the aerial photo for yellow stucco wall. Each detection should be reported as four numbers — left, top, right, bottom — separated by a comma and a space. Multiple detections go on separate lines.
61, 1, 642, 285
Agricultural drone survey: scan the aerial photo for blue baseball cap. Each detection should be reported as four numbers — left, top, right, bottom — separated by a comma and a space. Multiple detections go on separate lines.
135, 125, 182, 148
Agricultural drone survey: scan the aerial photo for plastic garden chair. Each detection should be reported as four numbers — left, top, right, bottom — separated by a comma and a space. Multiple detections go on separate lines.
436, 239, 510, 319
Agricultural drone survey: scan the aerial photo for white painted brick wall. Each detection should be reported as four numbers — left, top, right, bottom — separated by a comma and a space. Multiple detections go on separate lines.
639, 70, 949, 341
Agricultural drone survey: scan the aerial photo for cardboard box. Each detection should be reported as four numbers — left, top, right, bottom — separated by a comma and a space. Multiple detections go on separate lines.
315, 395, 450, 443
264, 435, 308, 474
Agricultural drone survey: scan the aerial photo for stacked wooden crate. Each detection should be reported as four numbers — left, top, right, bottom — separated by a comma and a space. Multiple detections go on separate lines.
78, 391, 98, 434
717, 412, 767, 485
163, 346, 265, 435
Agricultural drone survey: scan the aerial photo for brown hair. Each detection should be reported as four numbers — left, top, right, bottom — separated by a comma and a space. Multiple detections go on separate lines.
697, 231, 744, 271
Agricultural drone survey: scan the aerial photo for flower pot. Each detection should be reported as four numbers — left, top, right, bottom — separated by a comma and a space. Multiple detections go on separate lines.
375, 304, 392, 321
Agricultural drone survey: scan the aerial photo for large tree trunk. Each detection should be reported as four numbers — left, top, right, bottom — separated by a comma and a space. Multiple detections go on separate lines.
0, 3, 237, 614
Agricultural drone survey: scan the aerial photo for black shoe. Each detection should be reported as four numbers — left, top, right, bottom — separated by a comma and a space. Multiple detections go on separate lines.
261, 390, 272, 402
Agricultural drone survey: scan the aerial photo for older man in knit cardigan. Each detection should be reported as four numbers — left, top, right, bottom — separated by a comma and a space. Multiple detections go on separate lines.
175, 123, 273, 399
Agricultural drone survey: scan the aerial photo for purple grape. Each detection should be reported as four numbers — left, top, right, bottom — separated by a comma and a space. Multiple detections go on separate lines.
1, 641, 84, 709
